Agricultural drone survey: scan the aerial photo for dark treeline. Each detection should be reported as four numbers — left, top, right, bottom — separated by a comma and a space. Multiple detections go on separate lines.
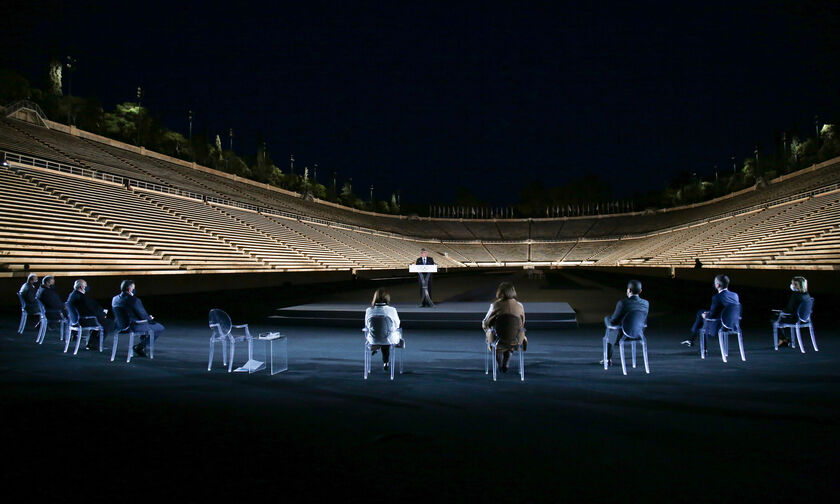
1, 64, 838, 219
0, 65, 401, 215
433, 126, 840, 219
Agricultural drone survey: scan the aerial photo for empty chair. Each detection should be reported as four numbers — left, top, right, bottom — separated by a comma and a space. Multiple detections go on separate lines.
208, 309, 253, 372
35, 299, 67, 345
485, 314, 525, 381
603, 310, 650, 375
363, 315, 404, 380
64, 302, 103, 355
773, 298, 817, 353
701, 304, 745, 363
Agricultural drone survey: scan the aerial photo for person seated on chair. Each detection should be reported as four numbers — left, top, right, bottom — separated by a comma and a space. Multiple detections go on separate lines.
602, 280, 649, 367
365, 288, 403, 371
774, 276, 811, 347
682, 274, 739, 348
482, 282, 526, 373
18, 273, 40, 315
67, 279, 115, 350
112, 280, 165, 358
36, 275, 65, 328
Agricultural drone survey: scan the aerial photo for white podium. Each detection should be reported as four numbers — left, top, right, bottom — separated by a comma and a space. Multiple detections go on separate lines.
410, 264, 437, 307
409, 265, 438, 273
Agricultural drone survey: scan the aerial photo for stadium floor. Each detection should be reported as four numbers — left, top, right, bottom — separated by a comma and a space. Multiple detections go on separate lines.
1, 270, 838, 502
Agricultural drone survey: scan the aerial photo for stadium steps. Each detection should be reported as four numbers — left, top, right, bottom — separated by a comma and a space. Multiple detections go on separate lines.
7, 120, 162, 184
286, 220, 381, 268
80, 138, 175, 188
81, 139, 215, 195
431, 243, 474, 263
528, 242, 575, 262
212, 206, 346, 268
243, 213, 358, 269
323, 226, 416, 267
440, 243, 496, 263
0, 166, 179, 275
16, 167, 267, 272
136, 190, 320, 270
642, 211, 772, 266
483, 243, 529, 262
0, 119, 78, 165
562, 240, 616, 262
776, 226, 840, 264
714, 195, 840, 265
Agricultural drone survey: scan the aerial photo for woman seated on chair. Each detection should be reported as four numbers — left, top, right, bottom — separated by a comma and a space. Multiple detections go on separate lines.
776, 276, 811, 347
365, 288, 402, 370
482, 282, 526, 373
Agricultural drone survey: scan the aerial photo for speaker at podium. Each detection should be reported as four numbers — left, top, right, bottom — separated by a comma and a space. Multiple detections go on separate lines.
409, 264, 437, 307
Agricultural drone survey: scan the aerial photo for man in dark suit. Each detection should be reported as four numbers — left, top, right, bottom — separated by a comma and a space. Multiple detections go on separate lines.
112, 280, 164, 358
67, 279, 115, 350
602, 279, 650, 366
415, 248, 435, 307
36, 275, 65, 326
682, 274, 740, 347
18, 273, 40, 315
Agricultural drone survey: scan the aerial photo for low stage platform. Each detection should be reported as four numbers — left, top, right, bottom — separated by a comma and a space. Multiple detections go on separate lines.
271, 301, 577, 328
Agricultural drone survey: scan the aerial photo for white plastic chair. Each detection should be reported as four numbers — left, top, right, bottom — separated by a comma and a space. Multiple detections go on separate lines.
65, 302, 103, 355
35, 299, 67, 345
773, 297, 817, 353
363, 315, 404, 380
208, 309, 252, 372
603, 310, 649, 375
484, 314, 525, 381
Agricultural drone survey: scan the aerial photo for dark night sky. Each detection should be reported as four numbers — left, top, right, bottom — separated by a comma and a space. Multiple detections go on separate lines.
2, 1, 839, 205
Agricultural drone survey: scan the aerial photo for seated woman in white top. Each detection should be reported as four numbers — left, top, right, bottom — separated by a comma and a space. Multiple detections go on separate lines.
364, 288, 403, 370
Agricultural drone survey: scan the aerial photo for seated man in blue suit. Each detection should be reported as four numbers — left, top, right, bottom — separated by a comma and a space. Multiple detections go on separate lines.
682, 274, 739, 348
601, 279, 650, 366
112, 280, 164, 358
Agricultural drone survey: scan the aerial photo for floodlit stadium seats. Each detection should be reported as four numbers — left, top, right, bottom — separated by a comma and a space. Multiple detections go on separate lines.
2, 114, 840, 275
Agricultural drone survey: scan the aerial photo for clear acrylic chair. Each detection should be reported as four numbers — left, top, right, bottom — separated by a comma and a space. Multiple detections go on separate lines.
363, 315, 404, 380
484, 314, 525, 381
702, 304, 744, 363
111, 323, 154, 363
603, 310, 650, 375
208, 309, 253, 372
773, 297, 817, 353
65, 302, 103, 355
17, 292, 31, 334
35, 299, 67, 345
